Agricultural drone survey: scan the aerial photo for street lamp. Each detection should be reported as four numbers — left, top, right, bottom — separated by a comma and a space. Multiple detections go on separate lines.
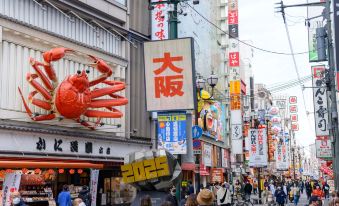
196, 73, 219, 100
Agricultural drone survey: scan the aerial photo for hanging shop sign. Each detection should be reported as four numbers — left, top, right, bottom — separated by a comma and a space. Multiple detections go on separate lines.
197, 101, 225, 141
144, 38, 195, 111
289, 96, 297, 104
203, 143, 212, 167
0, 130, 148, 160
211, 168, 224, 183
276, 142, 289, 171
122, 149, 181, 191
248, 128, 268, 167
291, 114, 298, 122
312, 65, 329, 136
316, 136, 332, 159
2, 173, 21, 206
221, 149, 230, 168
157, 112, 187, 154
334, 0, 339, 90
18, 48, 128, 130
289, 105, 298, 113
275, 100, 286, 110
90, 169, 99, 206
151, 0, 169, 40
291, 123, 299, 131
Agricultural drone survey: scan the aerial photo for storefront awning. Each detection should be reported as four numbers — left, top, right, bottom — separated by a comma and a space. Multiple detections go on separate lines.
0, 160, 103, 169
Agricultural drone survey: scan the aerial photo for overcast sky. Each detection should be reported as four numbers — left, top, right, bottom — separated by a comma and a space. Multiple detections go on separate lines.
239, 0, 320, 153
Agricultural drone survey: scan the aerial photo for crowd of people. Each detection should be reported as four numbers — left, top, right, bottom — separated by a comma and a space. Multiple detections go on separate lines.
138, 179, 336, 206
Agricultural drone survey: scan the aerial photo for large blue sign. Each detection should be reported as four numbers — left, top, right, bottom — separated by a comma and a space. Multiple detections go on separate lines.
192, 125, 203, 139
157, 112, 187, 154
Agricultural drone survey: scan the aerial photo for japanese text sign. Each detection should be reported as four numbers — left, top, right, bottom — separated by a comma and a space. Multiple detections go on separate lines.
157, 112, 187, 154
316, 136, 332, 158
289, 96, 297, 104
203, 143, 212, 167
276, 141, 289, 171
211, 168, 224, 183
90, 169, 99, 206
230, 81, 241, 95
312, 65, 329, 136
2, 173, 21, 206
151, 0, 168, 40
229, 52, 240, 67
290, 114, 298, 122
291, 123, 299, 131
289, 105, 298, 113
144, 38, 195, 111
248, 128, 268, 167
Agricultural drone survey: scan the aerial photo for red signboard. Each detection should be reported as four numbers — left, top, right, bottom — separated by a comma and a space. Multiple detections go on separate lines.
289, 96, 297, 104
229, 52, 240, 67
228, 10, 238, 25
290, 114, 298, 122
210, 168, 224, 183
289, 105, 298, 113
291, 123, 299, 131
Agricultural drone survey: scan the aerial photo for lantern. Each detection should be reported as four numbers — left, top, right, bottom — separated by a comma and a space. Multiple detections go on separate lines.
58, 169, 64, 174
34, 168, 41, 174
271, 125, 282, 135
77, 169, 83, 174
5, 169, 13, 174
271, 116, 281, 124
22, 168, 28, 174
48, 169, 54, 175
69, 169, 75, 174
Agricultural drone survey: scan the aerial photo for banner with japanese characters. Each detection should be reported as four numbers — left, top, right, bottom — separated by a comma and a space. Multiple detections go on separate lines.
202, 143, 212, 167
90, 169, 99, 206
276, 141, 289, 171
248, 128, 268, 167
316, 136, 332, 159
312, 65, 329, 136
151, 0, 169, 40
2, 172, 21, 206
144, 38, 195, 111
157, 112, 187, 154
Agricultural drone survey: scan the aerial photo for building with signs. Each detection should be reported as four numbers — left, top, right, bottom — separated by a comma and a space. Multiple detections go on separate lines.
0, 0, 151, 205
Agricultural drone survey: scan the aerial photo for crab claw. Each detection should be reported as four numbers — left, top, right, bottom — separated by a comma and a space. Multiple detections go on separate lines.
88, 55, 113, 76
43, 47, 73, 64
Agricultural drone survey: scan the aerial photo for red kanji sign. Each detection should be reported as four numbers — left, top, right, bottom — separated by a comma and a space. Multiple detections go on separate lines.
313, 66, 325, 78
153, 52, 184, 98
290, 114, 298, 122
289, 105, 298, 113
228, 10, 238, 25
229, 52, 240, 67
291, 123, 299, 131
289, 96, 297, 104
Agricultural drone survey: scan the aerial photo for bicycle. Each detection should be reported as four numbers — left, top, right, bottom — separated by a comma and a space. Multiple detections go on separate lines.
230, 194, 254, 206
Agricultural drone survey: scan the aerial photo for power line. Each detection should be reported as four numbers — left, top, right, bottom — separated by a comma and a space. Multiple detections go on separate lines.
184, 3, 310, 56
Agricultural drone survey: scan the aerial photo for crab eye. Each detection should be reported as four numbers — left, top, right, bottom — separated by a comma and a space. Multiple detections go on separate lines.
86, 70, 90, 74
77, 70, 81, 75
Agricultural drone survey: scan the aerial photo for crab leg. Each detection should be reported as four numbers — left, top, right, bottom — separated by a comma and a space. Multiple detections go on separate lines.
76, 118, 102, 130
90, 83, 126, 99
29, 58, 54, 91
88, 55, 113, 87
18, 88, 55, 121
84, 109, 123, 118
26, 73, 52, 101
28, 91, 52, 110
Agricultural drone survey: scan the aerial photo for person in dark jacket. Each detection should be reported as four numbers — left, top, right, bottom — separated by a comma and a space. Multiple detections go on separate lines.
188, 181, 195, 195
306, 181, 313, 200
11, 191, 26, 206
274, 186, 287, 206
165, 187, 178, 206
78, 185, 91, 206
243, 181, 252, 201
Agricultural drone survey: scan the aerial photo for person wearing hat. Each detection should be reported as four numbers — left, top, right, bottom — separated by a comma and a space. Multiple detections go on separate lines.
197, 189, 214, 206
309, 196, 319, 206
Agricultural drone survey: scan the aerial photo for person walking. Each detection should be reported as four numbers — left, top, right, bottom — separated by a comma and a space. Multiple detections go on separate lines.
58, 185, 72, 206
216, 183, 231, 206
185, 194, 198, 206
11, 191, 26, 206
312, 185, 324, 200
197, 189, 214, 206
165, 187, 178, 206
274, 186, 287, 206
291, 183, 300, 206
188, 181, 195, 195
329, 191, 338, 206
306, 181, 313, 200
243, 181, 252, 201
78, 186, 91, 206
253, 180, 258, 195
323, 181, 330, 199
140, 195, 152, 206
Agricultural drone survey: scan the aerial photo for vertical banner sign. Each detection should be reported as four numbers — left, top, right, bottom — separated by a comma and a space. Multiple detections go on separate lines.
276, 141, 289, 171
151, 0, 169, 40
203, 143, 212, 167
90, 169, 99, 206
157, 112, 187, 154
333, 0, 339, 90
249, 128, 268, 167
312, 65, 329, 136
229, 0, 242, 155
144, 38, 195, 111
2, 173, 21, 206
316, 136, 332, 158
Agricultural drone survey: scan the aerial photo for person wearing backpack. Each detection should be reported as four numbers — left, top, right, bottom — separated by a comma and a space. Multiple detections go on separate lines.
291, 183, 300, 206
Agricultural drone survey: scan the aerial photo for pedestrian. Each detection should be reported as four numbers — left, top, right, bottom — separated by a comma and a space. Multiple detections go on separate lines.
274, 186, 287, 206
161, 201, 173, 206
165, 187, 178, 206
261, 187, 268, 205
179, 194, 188, 206
234, 180, 241, 198
269, 181, 276, 196
140, 195, 152, 206
197, 189, 214, 206
216, 183, 231, 206
188, 181, 195, 195
73, 198, 86, 206
306, 181, 313, 200
335, 198, 339, 206
58, 185, 72, 206
329, 191, 337, 206
185, 194, 198, 206
312, 185, 324, 200
11, 191, 26, 206
291, 183, 300, 206
253, 180, 258, 195
323, 181, 330, 199
78, 185, 91, 206
243, 181, 252, 201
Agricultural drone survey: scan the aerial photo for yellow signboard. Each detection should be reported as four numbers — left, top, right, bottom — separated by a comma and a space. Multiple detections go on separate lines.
121, 156, 170, 184
230, 81, 241, 95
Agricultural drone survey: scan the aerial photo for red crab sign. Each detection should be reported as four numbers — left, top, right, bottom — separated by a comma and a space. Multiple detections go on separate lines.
18, 47, 128, 130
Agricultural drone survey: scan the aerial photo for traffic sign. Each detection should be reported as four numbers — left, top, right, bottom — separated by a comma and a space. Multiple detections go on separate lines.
192, 125, 203, 139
